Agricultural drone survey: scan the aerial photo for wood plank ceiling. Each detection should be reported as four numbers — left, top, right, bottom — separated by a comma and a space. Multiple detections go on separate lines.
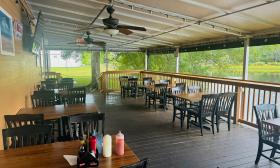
27, 0, 280, 51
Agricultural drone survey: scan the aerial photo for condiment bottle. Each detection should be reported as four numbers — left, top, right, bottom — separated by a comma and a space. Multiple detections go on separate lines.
89, 135, 97, 154
115, 131, 124, 155
103, 135, 112, 157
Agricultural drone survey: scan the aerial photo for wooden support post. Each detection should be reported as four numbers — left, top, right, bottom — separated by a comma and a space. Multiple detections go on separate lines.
105, 49, 109, 72
175, 47, 180, 73
91, 51, 100, 90
144, 49, 150, 71
242, 38, 250, 80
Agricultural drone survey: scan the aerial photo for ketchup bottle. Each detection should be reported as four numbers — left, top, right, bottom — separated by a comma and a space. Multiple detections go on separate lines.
89, 135, 97, 154
115, 131, 124, 155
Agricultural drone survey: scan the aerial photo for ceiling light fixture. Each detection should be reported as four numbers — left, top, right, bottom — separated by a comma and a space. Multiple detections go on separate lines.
104, 28, 119, 36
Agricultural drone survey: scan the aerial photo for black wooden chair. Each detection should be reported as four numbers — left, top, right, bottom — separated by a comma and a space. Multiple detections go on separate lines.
2, 125, 52, 150
138, 77, 153, 96
4, 114, 44, 128
63, 87, 86, 104
44, 78, 58, 90
159, 79, 170, 84
187, 85, 201, 93
254, 104, 280, 165
172, 87, 190, 128
58, 82, 73, 91
215, 92, 236, 132
60, 78, 74, 83
147, 84, 168, 111
121, 158, 148, 168
123, 78, 138, 98
63, 113, 105, 140
176, 82, 186, 91
186, 94, 219, 135
119, 76, 129, 97
31, 90, 56, 108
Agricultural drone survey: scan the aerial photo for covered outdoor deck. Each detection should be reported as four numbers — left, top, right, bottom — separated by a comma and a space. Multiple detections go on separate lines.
91, 92, 275, 168
1, 0, 280, 167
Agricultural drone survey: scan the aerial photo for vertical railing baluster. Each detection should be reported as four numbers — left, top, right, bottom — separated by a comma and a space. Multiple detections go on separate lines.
246, 88, 251, 122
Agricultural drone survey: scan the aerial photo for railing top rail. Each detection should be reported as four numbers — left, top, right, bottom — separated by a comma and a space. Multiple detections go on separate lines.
102, 70, 141, 74
140, 71, 280, 91
100, 70, 280, 91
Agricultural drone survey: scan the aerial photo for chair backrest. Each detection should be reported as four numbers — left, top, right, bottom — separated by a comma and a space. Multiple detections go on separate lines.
128, 76, 138, 79
121, 158, 148, 168
31, 90, 56, 108
65, 113, 105, 140
43, 72, 61, 79
60, 78, 74, 83
175, 82, 186, 91
64, 87, 86, 104
128, 78, 138, 87
142, 77, 153, 86
45, 78, 58, 90
254, 104, 277, 138
187, 85, 201, 93
200, 94, 219, 117
171, 86, 185, 95
159, 79, 170, 85
216, 92, 236, 116
58, 82, 73, 91
119, 76, 129, 87
4, 114, 44, 128
154, 84, 168, 96
2, 125, 52, 150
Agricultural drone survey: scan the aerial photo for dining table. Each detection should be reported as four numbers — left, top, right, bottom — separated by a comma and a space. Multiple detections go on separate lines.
263, 118, 280, 132
17, 103, 99, 120
0, 140, 139, 168
17, 103, 101, 137
173, 92, 210, 103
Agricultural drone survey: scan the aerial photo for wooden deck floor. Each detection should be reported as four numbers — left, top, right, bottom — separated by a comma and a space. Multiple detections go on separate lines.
87, 92, 278, 168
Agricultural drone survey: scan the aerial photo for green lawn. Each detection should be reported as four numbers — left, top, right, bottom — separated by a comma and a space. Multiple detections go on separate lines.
51, 66, 91, 87
51, 64, 280, 86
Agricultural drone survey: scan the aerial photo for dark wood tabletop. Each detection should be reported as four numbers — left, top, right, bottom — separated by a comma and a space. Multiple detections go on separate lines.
173, 92, 209, 103
0, 140, 139, 168
17, 103, 99, 120
263, 118, 280, 127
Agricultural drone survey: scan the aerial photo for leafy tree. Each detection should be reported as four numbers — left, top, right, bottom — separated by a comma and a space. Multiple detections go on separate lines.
81, 51, 91, 65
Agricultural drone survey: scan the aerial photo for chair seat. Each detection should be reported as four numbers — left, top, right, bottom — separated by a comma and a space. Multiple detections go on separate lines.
174, 103, 187, 111
187, 107, 199, 114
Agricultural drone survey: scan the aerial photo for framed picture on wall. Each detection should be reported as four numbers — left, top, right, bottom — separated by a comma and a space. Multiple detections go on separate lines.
0, 7, 15, 56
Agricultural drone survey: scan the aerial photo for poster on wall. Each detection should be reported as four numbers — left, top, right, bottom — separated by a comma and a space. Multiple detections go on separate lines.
14, 21, 23, 40
0, 7, 15, 56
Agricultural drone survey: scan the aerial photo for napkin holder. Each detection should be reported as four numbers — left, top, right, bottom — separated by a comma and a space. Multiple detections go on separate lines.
77, 149, 99, 167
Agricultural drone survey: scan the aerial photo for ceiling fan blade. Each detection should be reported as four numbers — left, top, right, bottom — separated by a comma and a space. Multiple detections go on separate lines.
118, 28, 133, 35
92, 41, 106, 47
117, 25, 146, 31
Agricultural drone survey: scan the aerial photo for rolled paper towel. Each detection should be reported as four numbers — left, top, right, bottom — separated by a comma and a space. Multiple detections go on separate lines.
103, 135, 112, 157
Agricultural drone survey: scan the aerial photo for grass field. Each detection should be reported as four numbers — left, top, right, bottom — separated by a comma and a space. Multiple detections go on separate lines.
51, 66, 91, 86
51, 64, 280, 86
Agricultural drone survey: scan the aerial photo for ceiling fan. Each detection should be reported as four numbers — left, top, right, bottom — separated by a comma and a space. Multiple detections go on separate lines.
68, 31, 106, 47
77, 2, 147, 36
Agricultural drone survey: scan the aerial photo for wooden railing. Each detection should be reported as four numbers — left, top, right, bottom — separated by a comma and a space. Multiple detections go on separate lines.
100, 70, 280, 127
99, 70, 141, 93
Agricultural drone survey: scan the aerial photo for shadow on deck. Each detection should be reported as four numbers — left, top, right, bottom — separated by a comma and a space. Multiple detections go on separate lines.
87, 92, 278, 168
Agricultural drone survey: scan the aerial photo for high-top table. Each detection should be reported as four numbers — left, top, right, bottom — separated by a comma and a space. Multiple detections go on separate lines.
0, 140, 139, 168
